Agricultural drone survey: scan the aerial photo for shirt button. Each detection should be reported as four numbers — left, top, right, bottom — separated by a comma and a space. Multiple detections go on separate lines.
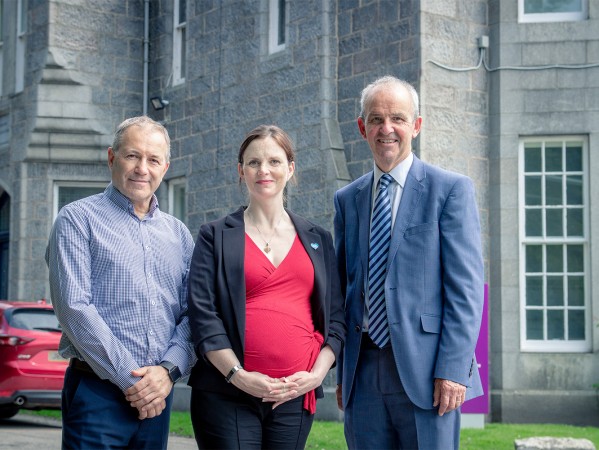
149, 330, 154, 335
152, 301, 156, 306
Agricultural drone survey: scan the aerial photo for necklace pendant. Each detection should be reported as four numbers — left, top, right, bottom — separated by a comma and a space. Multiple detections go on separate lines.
264, 244, 271, 253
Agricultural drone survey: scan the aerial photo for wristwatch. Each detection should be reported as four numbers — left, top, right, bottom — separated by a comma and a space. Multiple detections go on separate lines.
225, 364, 243, 383
160, 361, 182, 383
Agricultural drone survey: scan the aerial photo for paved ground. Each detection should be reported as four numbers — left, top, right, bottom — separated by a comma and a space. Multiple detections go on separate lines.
0, 413, 197, 449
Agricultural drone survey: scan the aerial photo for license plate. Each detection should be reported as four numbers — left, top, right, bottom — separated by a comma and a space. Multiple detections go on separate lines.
48, 351, 68, 362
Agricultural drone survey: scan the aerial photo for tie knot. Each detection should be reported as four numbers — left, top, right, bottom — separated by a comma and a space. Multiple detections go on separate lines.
379, 173, 393, 190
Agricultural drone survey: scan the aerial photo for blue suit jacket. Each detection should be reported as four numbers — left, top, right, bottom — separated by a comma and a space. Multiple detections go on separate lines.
334, 155, 484, 410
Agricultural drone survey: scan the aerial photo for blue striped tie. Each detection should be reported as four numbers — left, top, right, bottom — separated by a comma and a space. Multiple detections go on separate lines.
368, 173, 393, 348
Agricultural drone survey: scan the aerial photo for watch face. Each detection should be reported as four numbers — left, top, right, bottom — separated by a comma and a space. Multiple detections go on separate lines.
170, 366, 182, 382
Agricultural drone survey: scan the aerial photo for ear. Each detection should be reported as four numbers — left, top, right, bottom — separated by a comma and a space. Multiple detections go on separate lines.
357, 117, 367, 139
412, 116, 422, 138
107, 148, 115, 168
237, 162, 244, 179
287, 161, 295, 180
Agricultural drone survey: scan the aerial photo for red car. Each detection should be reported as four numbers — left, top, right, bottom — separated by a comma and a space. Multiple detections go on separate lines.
0, 300, 67, 419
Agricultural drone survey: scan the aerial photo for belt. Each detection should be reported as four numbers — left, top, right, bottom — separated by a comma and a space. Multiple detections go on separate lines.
69, 358, 99, 378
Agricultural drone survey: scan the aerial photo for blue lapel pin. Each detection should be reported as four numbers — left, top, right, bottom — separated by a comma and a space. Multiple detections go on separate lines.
310, 242, 319, 250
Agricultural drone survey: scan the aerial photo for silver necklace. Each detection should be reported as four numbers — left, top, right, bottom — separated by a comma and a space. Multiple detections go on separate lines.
248, 211, 285, 254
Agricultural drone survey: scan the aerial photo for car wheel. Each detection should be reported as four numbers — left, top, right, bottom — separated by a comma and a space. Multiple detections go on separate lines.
0, 405, 19, 419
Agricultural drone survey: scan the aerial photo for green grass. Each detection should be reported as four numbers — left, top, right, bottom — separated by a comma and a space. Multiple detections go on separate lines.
24, 410, 599, 449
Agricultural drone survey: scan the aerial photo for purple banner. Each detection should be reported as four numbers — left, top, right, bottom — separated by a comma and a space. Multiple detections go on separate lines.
462, 283, 489, 414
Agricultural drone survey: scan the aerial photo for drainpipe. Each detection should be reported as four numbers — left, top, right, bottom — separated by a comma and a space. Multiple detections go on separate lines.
142, 0, 150, 115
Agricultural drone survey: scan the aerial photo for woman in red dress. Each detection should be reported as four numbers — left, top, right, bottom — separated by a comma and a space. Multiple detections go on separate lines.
187, 125, 346, 449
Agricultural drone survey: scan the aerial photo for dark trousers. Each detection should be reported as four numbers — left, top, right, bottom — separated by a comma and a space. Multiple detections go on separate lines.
344, 340, 460, 450
61, 366, 173, 450
190, 389, 314, 450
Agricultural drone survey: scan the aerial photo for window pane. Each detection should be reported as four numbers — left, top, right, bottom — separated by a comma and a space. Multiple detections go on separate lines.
178, 0, 186, 23
545, 209, 563, 237
526, 245, 543, 272
180, 28, 186, 75
547, 310, 564, 339
566, 175, 582, 205
567, 276, 584, 306
545, 175, 562, 205
525, 0, 582, 14
278, 0, 286, 45
525, 176, 542, 205
547, 276, 564, 306
566, 144, 582, 171
566, 208, 583, 237
59, 187, 105, 211
546, 245, 563, 272
526, 209, 543, 237
524, 144, 542, 172
567, 310, 585, 340
545, 145, 562, 172
526, 310, 543, 339
526, 276, 543, 306
567, 245, 583, 272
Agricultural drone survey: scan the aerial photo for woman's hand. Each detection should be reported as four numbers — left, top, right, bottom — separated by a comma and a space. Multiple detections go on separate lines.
231, 369, 298, 400
264, 371, 324, 408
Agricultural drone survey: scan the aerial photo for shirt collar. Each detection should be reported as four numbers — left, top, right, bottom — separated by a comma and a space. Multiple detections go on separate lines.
373, 152, 414, 189
105, 183, 159, 218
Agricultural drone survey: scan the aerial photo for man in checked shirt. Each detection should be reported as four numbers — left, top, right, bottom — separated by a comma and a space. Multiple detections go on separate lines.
46, 116, 196, 449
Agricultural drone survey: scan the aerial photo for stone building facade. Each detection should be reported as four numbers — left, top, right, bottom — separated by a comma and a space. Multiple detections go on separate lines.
0, 0, 597, 425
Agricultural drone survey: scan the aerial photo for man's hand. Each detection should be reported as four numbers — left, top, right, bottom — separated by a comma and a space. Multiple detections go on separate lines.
125, 365, 173, 419
433, 378, 466, 416
336, 384, 343, 411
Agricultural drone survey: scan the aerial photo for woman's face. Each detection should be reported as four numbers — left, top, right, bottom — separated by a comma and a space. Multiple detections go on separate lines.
238, 137, 295, 202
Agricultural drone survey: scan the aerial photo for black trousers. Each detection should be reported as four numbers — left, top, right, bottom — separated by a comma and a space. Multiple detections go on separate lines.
190, 389, 314, 450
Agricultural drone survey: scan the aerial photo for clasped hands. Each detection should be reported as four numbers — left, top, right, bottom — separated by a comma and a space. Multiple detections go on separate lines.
231, 369, 322, 409
124, 365, 174, 420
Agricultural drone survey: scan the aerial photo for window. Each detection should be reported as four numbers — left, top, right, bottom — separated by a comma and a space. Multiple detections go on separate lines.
54, 184, 106, 218
519, 137, 589, 352
168, 179, 187, 224
268, 0, 286, 54
172, 0, 186, 85
0, 192, 9, 299
519, 0, 587, 22
15, 0, 27, 93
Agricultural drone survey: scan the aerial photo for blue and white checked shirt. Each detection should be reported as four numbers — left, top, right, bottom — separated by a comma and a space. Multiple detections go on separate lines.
46, 184, 197, 391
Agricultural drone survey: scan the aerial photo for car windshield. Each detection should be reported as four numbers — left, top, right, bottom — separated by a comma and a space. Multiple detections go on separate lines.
9, 309, 62, 332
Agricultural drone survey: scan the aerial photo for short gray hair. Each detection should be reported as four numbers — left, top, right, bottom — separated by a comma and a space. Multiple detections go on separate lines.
359, 75, 420, 121
111, 116, 171, 162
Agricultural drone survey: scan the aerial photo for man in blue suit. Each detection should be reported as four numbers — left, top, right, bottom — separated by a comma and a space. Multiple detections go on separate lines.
334, 75, 484, 449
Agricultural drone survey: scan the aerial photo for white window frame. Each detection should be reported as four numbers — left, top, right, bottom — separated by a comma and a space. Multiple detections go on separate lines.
518, 0, 588, 23
15, 0, 26, 93
168, 178, 187, 224
519, 136, 590, 352
172, 0, 186, 86
53, 182, 106, 219
268, 0, 286, 54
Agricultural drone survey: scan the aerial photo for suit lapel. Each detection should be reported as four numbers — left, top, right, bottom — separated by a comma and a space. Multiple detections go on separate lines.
388, 156, 425, 265
355, 174, 374, 278
288, 210, 326, 325
222, 208, 247, 342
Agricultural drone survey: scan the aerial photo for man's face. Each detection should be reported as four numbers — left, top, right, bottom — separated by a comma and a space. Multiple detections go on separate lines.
107, 124, 169, 216
358, 84, 422, 172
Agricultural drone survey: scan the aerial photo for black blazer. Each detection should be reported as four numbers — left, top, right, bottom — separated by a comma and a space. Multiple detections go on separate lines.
187, 206, 346, 396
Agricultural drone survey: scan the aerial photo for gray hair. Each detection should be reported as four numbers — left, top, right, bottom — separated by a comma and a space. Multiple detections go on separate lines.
111, 116, 171, 162
359, 75, 420, 121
